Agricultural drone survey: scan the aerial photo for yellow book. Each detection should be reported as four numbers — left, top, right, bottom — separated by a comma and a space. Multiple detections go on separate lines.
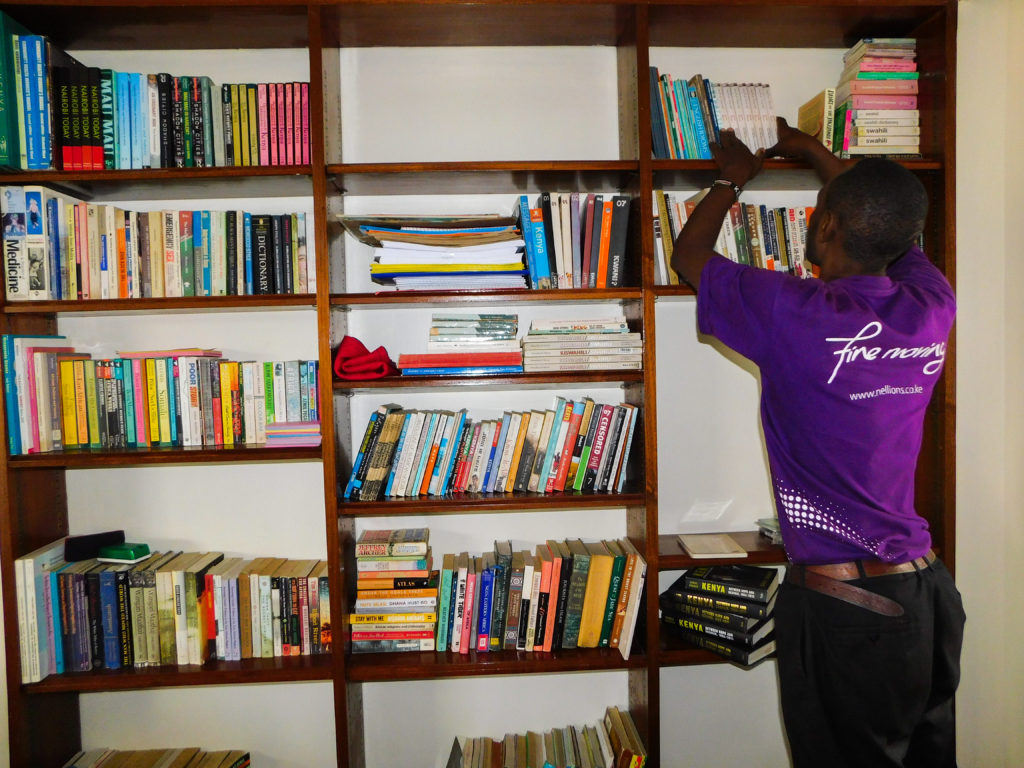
86, 204, 101, 301
73, 359, 89, 446
238, 84, 250, 166
246, 85, 259, 168
147, 210, 165, 298
576, 541, 614, 648
145, 358, 160, 443
83, 359, 100, 449
155, 359, 171, 445
59, 358, 79, 446
504, 411, 531, 493
231, 83, 245, 167
654, 190, 679, 285
219, 361, 235, 446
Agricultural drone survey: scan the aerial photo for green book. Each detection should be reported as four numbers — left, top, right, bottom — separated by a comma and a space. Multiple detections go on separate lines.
598, 540, 626, 647
435, 553, 454, 652
560, 539, 591, 650
0, 11, 30, 168
263, 361, 275, 424
180, 75, 193, 167
99, 69, 116, 169
179, 212, 195, 296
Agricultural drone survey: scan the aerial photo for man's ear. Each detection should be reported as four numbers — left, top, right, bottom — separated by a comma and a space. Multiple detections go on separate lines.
818, 209, 839, 243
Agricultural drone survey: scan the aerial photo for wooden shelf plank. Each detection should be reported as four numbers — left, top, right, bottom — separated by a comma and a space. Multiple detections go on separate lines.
0, 166, 313, 185
346, 647, 644, 682
330, 288, 642, 307
334, 371, 643, 391
22, 655, 333, 694
3, 295, 316, 314
7, 445, 322, 469
340, 491, 645, 516
658, 530, 787, 571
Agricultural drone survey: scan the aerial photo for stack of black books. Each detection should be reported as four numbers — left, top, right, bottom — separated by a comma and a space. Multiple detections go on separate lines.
659, 563, 779, 666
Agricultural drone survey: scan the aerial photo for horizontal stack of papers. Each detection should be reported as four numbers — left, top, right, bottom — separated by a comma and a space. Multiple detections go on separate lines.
338, 214, 528, 291
398, 314, 524, 376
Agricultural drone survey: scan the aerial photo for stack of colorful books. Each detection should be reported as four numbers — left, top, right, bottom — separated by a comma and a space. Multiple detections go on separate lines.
521, 316, 642, 372
659, 564, 779, 667
397, 313, 523, 376
351, 528, 438, 653
337, 214, 528, 291
833, 38, 920, 158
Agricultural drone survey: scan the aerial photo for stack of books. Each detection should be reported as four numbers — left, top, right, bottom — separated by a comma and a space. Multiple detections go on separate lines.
338, 213, 528, 291
521, 316, 642, 372
653, 189, 815, 283
265, 420, 321, 447
756, 517, 783, 545
659, 564, 779, 667
649, 67, 779, 159
1, 184, 313, 301
14, 538, 331, 681
833, 38, 920, 158
352, 528, 437, 653
342, 396, 638, 500
512, 192, 632, 289
446, 706, 646, 768
2, 336, 321, 455
396, 313, 523, 376
63, 748, 250, 768
436, 538, 647, 661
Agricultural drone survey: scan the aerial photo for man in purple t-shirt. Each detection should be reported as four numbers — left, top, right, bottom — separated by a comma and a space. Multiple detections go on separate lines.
671, 120, 965, 768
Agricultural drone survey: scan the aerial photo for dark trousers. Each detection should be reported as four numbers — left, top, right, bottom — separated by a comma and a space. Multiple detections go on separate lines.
775, 558, 965, 768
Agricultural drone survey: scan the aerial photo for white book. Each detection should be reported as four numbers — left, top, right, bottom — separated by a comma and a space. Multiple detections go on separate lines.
172, 566, 190, 666
162, 210, 181, 297
617, 543, 647, 662
127, 210, 140, 298
213, 570, 226, 659
493, 411, 522, 492
450, 553, 469, 653
558, 192, 572, 288
176, 356, 193, 447
242, 361, 257, 444
16, 537, 66, 683
548, 192, 564, 288
524, 555, 543, 652
519, 555, 535, 650
406, 411, 439, 496
148, 75, 161, 168
299, 212, 313, 293
427, 412, 459, 496
23, 186, 52, 300
259, 570, 274, 658
102, 204, 116, 299
390, 411, 424, 497
211, 211, 227, 295
272, 361, 287, 424
252, 360, 267, 443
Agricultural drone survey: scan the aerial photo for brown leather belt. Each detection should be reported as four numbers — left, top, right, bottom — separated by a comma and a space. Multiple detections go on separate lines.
786, 550, 937, 617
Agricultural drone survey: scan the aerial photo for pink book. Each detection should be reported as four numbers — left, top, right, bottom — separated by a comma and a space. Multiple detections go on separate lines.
132, 358, 149, 446
460, 566, 477, 655
268, 82, 279, 166
292, 82, 302, 167
543, 546, 562, 652
257, 83, 269, 166
276, 83, 287, 165
849, 57, 917, 72
301, 82, 310, 165
27, 347, 74, 452
848, 94, 918, 110
842, 79, 918, 95
284, 83, 295, 166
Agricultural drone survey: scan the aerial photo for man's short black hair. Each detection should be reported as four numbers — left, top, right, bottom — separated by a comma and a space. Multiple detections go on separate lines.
824, 158, 928, 270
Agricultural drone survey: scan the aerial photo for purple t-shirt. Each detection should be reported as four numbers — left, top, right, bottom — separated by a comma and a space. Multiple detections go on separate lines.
697, 247, 955, 564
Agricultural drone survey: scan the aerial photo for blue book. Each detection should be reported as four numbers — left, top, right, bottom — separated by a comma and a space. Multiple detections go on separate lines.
190, 210, 203, 294
515, 195, 538, 289
306, 360, 318, 422
200, 210, 212, 295
428, 412, 459, 495
529, 213, 551, 289
476, 565, 494, 652
480, 419, 501, 493
116, 71, 131, 169
98, 567, 121, 669
400, 365, 523, 377
344, 409, 380, 499
44, 196, 61, 299
537, 397, 566, 489
135, 72, 149, 168
484, 412, 511, 493
17, 37, 40, 169
704, 77, 721, 143
298, 359, 309, 422
438, 410, 467, 496
687, 85, 712, 160
99, 233, 109, 296
243, 212, 254, 294
410, 412, 440, 495
384, 412, 414, 497
435, 559, 454, 652
117, 360, 136, 447
130, 72, 143, 170
26, 36, 50, 168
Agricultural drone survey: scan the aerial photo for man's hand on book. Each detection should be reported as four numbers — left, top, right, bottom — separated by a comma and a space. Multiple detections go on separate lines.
710, 129, 765, 189
767, 117, 817, 160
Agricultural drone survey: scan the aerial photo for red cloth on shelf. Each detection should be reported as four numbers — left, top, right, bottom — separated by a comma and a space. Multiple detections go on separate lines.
332, 335, 398, 380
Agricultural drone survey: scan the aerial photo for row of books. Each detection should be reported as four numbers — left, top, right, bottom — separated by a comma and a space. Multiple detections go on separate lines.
649, 68, 779, 159
521, 316, 641, 373
2, 336, 320, 455
1, 185, 314, 301
0, 12, 309, 171
446, 707, 647, 768
343, 395, 638, 501
653, 189, 815, 285
397, 313, 524, 376
341, 213, 529, 291
16, 539, 332, 682
659, 564, 779, 667
63, 748, 250, 768
514, 192, 631, 290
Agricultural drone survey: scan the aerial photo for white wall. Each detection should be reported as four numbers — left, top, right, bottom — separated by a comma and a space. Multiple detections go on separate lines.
4, 4, 1024, 766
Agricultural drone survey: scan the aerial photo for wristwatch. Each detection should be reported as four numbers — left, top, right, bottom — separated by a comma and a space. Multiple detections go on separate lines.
712, 178, 743, 200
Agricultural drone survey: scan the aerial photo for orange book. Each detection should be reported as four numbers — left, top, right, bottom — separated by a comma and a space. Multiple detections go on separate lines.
73, 358, 89, 445
116, 216, 128, 298
504, 411, 531, 493
419, 439, 442, 495
595, 199, 614, 288
354, 587, 438, 600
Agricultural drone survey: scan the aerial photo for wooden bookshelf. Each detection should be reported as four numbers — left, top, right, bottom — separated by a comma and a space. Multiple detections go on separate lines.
0, 1, 957, 767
